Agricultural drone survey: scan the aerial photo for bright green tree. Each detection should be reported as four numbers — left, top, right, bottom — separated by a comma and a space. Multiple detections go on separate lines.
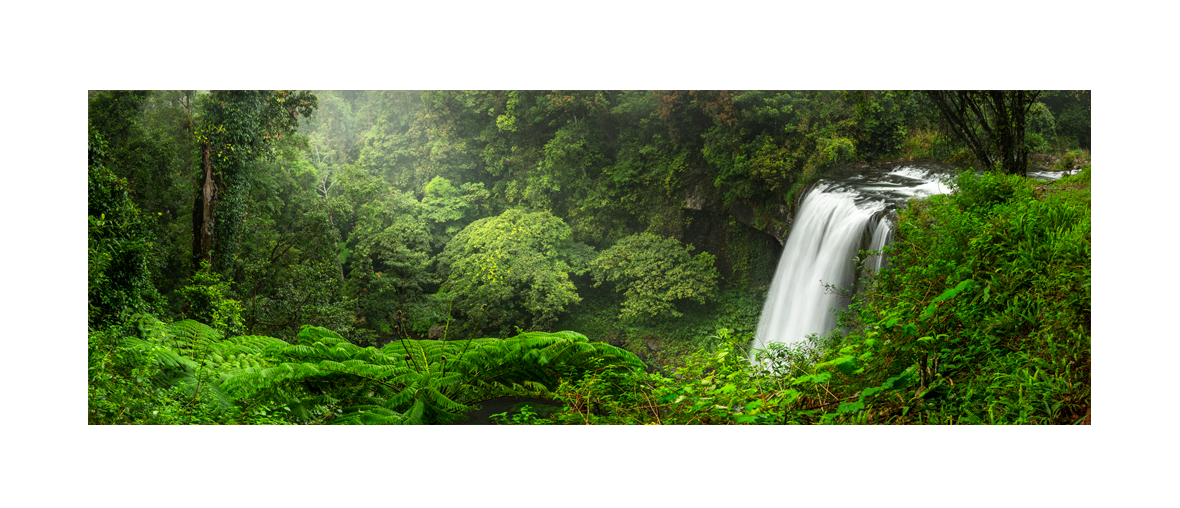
420, 176, 490, 250
590, 232, 719, 321
438, 208, 592, 336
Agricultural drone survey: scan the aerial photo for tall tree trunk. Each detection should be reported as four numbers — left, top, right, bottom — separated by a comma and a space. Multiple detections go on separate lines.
192, 143, 219, 270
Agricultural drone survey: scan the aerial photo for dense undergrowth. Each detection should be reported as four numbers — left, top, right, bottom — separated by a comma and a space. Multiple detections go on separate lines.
556, 286, 765, 367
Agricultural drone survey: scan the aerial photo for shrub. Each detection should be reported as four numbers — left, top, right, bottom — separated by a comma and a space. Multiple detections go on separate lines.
1054, 150, 1086, 172
179, 262, 244, 337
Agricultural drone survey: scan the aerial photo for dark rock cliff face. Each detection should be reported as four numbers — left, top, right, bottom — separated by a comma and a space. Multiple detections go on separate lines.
728, 201, 793, 246
682, 203, 783, 294
670, 173, 801, 294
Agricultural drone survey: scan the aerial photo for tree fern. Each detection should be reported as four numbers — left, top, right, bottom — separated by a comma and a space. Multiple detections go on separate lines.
166, 319, 223, 361
221, 325, 645, 424
121, 313, 644, 424
115, 314, 237, 412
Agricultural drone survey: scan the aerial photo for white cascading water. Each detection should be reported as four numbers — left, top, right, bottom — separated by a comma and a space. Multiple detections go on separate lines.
751, 165, 949, 357
863, 217, 893, 274
751, 184, 883, 353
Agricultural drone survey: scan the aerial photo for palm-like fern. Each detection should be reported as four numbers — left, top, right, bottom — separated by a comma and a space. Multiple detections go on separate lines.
124, 312, 644, 424
219, 326, 645, 424
119, 314, 238, 410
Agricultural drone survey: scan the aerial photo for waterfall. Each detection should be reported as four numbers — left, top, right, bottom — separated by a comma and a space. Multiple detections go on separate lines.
751, 165, 949, 357
751, 184, 883, 353
864, 216, 893, 274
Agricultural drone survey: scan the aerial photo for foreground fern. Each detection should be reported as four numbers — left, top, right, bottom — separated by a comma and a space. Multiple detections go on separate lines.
218, 326, 645, 424
107, 314, 644, 424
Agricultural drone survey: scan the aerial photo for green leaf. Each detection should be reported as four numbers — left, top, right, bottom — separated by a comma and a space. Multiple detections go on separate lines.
837, 401, 864, 414
833, 356, 857, 376
860, 386, 884, 399
936, 279, 974, 303
919, 303, 939, 321
921, 280, 975, 320
779, 389, 801, 405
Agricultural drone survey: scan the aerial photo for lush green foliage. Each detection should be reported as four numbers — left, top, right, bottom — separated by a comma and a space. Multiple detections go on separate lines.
230, 327, 643, 424
88, 97, 164, 327
179, 262, 245, 336
89, 314, 643, 425
88, 317, 290, 425
438, 208, 591, 336
833, 167, 1091, 423
88, 90, 1089, 424
543, 329, 799, 424
590, 233, 719, 321
681, 91, 860, 203
345, 187, 436, 336
849, 91, 908, 160
1038, 90, 1090, 150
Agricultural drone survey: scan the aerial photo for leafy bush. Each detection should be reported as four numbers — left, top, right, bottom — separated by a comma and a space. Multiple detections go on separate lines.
179, 262, 245, 337
88, 316, 291, 425
855, 94, 906, 159
814, 136, 858, 168
490, 404, 556, 425
247, 258, 355, 343
90, 311, 645, 425
548, 329, 814, 425
901, 127, 961, 160
949, 169, 1018, 212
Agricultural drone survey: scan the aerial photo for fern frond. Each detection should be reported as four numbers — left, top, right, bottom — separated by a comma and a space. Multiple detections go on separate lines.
168, 319, 223, 353
403, 398, 426, 425
214, 327, 643, 424
420, 386, 471, 415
